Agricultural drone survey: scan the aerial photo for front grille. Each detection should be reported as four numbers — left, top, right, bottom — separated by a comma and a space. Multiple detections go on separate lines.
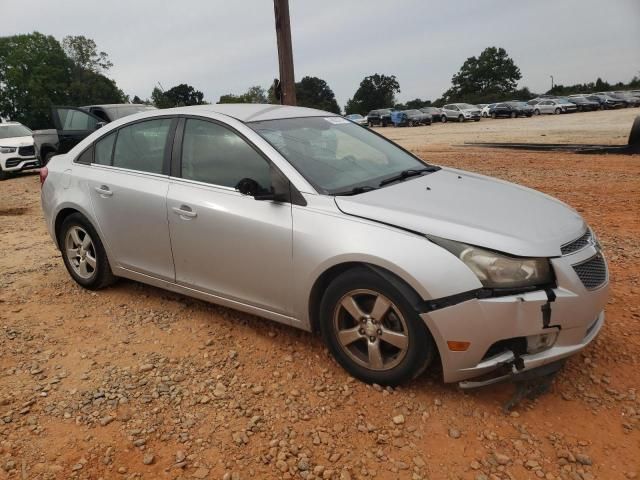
18, 145, 35, 157
573, 253, 607, 290
561, 230, 592, 255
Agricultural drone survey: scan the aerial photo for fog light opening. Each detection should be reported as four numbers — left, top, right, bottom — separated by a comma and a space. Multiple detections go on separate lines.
526, 332, 558, 354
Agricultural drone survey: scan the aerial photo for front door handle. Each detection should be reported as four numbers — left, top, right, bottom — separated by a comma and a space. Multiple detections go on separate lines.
172, 205, 197, 219
94, 185, 113, 197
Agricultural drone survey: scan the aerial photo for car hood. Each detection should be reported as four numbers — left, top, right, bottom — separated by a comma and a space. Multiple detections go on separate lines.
334, 168, 585, 257
0, 135, 33, 147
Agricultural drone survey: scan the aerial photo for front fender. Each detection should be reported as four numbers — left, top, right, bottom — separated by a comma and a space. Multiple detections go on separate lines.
291, 195, 482, 327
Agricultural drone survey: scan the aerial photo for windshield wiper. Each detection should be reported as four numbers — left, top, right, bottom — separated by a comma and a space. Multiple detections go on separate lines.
332, 185, 378, 196
379, 166, 440, 187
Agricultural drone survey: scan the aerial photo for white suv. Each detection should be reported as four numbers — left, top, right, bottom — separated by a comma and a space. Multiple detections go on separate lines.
0, 122, 39, 180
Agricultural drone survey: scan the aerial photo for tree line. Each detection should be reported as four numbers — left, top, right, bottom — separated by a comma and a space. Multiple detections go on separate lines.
1, 32, 638, 129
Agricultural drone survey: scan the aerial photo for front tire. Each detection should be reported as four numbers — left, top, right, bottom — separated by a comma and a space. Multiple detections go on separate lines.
554, 108, 561, 114
458, 115, 465, 123
534, 109, 540, 115
510, 111, 517, 118
59, 213, 115, 290
441, 115, 447, 123
320, 268, 434, 386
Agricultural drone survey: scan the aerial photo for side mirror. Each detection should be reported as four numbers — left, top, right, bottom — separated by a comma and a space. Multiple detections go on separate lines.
96, 122, 107, 130
236, 177, 287, 202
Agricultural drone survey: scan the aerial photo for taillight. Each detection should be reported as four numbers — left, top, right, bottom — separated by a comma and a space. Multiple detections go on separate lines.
39, 166, 48, 187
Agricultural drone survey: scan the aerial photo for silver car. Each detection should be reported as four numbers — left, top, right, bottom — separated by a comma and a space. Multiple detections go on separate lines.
441, 103, 482, 122
533, 99, 578, 115
40, 105, 609, 386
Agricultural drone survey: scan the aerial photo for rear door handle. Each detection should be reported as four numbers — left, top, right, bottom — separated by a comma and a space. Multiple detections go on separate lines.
172, 205, 197, 218
94, 185, 113, 197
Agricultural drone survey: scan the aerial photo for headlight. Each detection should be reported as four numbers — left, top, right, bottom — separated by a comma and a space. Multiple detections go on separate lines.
0, 146, 17, 154
429, 237, 553, 289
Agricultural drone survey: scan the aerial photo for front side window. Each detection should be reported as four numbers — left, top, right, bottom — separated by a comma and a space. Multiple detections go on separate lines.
250, 116, 433, 194
57, 108, 99, 131
94, 131, 116, 165
181, 119, 271, 190
112, 118, 171, 174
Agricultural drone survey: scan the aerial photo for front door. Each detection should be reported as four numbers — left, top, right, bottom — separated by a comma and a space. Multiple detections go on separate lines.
166, 118, 293, 315
84, 118, 176, 280
52, 107, 103, 154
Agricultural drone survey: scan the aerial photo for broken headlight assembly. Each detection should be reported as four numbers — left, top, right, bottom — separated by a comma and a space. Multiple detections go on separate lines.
429, 237, 553, 289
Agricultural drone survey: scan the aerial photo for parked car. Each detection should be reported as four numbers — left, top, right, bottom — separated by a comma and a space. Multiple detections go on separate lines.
0, 122, 40, 180
441, 103, 482, 122
584, 94, 627, 109
533, 99, 578, 115
482, 104, 496, 118
391, 109, 432, 127
40, 104, 609, 386
610, 92, 640, 107
345, 114, 368, 126
419, 107, 443, 122
595, 92, 634, 108
33, 104, 156, 165
366, 109, 392, 127
565, 96, 600, 112
490, 102, 533, 118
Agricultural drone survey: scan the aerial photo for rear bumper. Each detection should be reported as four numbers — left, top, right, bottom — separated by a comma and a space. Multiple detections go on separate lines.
420, 244, 609, 383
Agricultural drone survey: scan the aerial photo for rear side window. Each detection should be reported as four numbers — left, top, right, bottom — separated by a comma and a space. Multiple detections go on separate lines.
181, 119, 271, 190
94, 132, 116, 165
75, 145, 94, 164
112, 119, 171, 174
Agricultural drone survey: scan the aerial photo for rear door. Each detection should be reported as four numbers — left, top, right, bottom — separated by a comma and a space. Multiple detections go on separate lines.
84, 117, 177, 280
52, 107, 104, 154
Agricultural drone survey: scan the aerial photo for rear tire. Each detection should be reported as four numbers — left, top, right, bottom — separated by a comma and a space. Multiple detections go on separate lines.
320, 267, 434, 386
510, 111, 517, 118
534, 109, 540, 115
491, 112, 497, 119
59, 213, 116, 290
441, 116, 447, 123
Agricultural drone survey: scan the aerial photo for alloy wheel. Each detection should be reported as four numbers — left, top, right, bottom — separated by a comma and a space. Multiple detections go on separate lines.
333, 289, 409, 371
65, 226, 97, 279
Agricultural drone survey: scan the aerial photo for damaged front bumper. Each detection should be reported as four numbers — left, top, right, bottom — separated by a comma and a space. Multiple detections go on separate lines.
420, 243, 609, 384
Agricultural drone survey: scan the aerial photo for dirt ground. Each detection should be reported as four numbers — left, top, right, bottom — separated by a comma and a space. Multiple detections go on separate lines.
1, 109, 639, 480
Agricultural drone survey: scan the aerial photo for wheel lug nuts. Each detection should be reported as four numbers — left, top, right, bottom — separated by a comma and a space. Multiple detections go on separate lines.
377, 329, 382, 335
359, 328, 364, 335
369, 336, 375, 342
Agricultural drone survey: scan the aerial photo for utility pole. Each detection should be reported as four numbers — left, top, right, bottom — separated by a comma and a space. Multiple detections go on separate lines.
550, 75, 554, 91
273, 0, 296, 105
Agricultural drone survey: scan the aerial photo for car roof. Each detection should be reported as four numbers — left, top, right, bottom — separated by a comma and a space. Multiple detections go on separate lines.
159, 104, 339, 122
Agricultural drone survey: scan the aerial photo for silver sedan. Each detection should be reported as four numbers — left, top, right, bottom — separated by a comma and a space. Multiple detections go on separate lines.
40, 105, 609, 386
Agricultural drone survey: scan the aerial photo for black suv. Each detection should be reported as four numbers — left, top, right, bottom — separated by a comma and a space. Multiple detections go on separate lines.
366, 109, 392, 127
33, 104, 156, 164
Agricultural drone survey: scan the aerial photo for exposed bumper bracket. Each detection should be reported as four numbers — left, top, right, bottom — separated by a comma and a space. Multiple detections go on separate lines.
459, 359, 566, 412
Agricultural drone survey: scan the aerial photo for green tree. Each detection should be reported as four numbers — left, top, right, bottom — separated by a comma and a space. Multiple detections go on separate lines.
62, 35, 113, 73
153, 84, 206, 108
405, 98, 431, 109
295, 76, 340, 113
440, 47, 521, 104
0, 32, 72, 128
344, 74, 400, 115
218, 85, 267, 104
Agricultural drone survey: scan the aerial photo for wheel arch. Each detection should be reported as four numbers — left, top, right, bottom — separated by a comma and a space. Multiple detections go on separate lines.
307, 261, 425, 334
53, 206, 101, 250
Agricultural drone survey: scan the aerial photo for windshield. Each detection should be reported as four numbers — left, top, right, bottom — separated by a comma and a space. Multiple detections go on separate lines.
0, 124, 32, 139
456, 103, 476, 110
346, 114, 363, 120
249, 116, 431, 194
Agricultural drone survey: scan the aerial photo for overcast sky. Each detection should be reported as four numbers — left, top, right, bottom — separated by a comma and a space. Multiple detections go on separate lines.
4, 0, 640, 107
